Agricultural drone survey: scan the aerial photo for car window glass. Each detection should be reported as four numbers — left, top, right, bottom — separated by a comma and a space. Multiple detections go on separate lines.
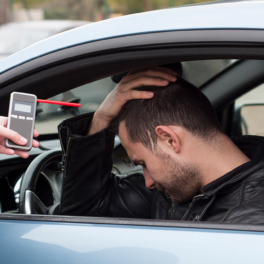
234, 83, 264, 136
182, 59, 236, 87
35, 77, 116, 134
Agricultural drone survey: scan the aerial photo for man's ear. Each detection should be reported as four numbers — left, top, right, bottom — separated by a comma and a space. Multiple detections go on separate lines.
155, 126, 181, 153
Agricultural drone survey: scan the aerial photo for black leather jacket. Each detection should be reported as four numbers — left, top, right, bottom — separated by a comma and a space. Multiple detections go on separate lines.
59, 113, 264, 224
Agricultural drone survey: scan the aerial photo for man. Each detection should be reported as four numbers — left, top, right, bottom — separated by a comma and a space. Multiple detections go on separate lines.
59, 67, 264, 224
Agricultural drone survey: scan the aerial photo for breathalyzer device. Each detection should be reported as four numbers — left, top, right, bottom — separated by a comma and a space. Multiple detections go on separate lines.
6, 92, 37, 151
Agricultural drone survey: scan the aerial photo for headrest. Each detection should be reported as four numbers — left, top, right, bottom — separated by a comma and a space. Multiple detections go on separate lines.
111, 62, 183, 83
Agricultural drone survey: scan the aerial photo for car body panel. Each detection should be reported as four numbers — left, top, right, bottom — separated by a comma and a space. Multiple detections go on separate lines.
1, 1, 264, 74
0, 219, 264, 263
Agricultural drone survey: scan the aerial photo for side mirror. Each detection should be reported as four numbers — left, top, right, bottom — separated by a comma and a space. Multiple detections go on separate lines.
233, 104, 264, 137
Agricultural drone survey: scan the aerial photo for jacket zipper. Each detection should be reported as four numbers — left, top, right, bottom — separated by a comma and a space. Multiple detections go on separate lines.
196, 194, 215, 221
168, 202, 176, 215
62, 137, 72, 174
58, 127, 72, 175
58, 127, 66, 153
181, 194, 205, 220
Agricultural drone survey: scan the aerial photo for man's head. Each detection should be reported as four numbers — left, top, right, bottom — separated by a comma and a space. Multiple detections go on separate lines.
111, 77, 223, 203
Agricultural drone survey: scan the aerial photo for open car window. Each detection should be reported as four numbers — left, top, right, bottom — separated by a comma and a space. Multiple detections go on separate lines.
35, 77, 116, 134
35, 60, 235, 136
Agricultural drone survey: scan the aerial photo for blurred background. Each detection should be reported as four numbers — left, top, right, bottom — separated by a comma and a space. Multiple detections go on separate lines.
0, 0, 215, 60
1, 0, 210, 24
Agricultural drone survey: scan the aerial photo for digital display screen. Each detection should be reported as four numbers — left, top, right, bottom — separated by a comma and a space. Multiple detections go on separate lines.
14, 103, 31, 113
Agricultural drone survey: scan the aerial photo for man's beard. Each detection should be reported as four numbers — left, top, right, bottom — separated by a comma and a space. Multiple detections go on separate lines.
155, 148, 201, 204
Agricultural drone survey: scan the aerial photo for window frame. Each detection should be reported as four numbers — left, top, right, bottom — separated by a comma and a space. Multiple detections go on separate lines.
1, 29, 264, 231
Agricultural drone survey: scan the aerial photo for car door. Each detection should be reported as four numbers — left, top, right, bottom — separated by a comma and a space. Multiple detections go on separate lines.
1, 217, 264, 263
1, 12, 264, 262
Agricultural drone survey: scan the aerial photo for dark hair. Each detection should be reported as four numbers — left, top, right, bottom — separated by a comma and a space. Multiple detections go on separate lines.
111, 77, 222, 150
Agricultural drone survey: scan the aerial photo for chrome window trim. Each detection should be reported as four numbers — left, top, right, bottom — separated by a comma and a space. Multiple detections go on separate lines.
0, 213, 264, 232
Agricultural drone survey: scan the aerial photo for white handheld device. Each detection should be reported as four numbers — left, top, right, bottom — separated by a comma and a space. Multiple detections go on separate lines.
6, 92, 37, 151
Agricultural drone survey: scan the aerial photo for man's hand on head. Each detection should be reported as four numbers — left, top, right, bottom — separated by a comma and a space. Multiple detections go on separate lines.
88, 66, 177, 135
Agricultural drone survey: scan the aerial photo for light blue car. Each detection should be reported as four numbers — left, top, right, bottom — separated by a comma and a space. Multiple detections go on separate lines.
1, 1, 264, 263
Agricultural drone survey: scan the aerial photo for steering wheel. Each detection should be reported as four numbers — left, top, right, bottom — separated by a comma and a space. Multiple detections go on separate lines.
19, 149, 63, 214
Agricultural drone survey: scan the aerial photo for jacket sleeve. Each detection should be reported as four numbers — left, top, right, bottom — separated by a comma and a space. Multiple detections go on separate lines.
58, 112, 153, 218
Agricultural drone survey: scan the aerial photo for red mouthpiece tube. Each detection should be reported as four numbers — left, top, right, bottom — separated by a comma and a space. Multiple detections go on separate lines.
37, 99, 81, 107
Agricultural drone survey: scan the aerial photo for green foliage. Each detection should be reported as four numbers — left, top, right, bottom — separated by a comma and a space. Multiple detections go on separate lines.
42, 0, 96, 21
14, 0, 50, 8
14, 0, 210, 20
107, 0, 209, 14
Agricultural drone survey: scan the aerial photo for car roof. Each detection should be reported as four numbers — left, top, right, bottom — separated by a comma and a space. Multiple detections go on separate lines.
0, 1, 263, 74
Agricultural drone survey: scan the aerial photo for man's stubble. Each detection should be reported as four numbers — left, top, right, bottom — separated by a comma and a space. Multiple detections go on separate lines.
155, 147, 202, 204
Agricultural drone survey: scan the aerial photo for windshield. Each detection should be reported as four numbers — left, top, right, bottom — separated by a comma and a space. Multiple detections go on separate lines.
35, 59, 236, 135
35, 78, 116, 134
0, 27, 52, 55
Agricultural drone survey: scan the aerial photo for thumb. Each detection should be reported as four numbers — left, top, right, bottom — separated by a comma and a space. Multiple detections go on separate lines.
0, 126, 27, 145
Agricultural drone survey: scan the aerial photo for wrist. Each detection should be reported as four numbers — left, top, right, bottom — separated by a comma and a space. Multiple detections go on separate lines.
87, 112, 110, 135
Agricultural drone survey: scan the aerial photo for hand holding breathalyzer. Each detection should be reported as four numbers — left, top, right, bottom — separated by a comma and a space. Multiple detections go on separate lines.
4, 91, 81, 158
6, 92, 38, 154
0, 116, 39, 158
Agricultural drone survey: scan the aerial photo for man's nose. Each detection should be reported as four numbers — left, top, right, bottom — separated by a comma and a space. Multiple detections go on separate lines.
144, 170, 156, 189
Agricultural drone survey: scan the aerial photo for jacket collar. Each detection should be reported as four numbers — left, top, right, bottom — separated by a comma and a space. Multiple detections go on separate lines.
202, 135, 264, 195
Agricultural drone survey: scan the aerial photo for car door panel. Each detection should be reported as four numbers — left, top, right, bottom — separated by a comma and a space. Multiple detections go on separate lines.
0, 219, 263, 263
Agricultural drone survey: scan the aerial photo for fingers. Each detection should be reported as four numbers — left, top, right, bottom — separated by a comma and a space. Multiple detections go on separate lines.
0, 117, 39, 139
123, 68, 177, 85
0, 144, 28, 159
0, 139, 39, 159
128, 66, 177, 77
14, 150, 29, 159
0, 137, 39, 157
0, 126, 28, 146
0, 146, 29, 159
0, 116, 8, 127
0, 144, 15, 155
152, 66, 178, 76
123, 90, 154, 101
33, 129, 39, 138
123, 76, 170, 91
0, 121, 39, 157
32, 139, 39, 148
